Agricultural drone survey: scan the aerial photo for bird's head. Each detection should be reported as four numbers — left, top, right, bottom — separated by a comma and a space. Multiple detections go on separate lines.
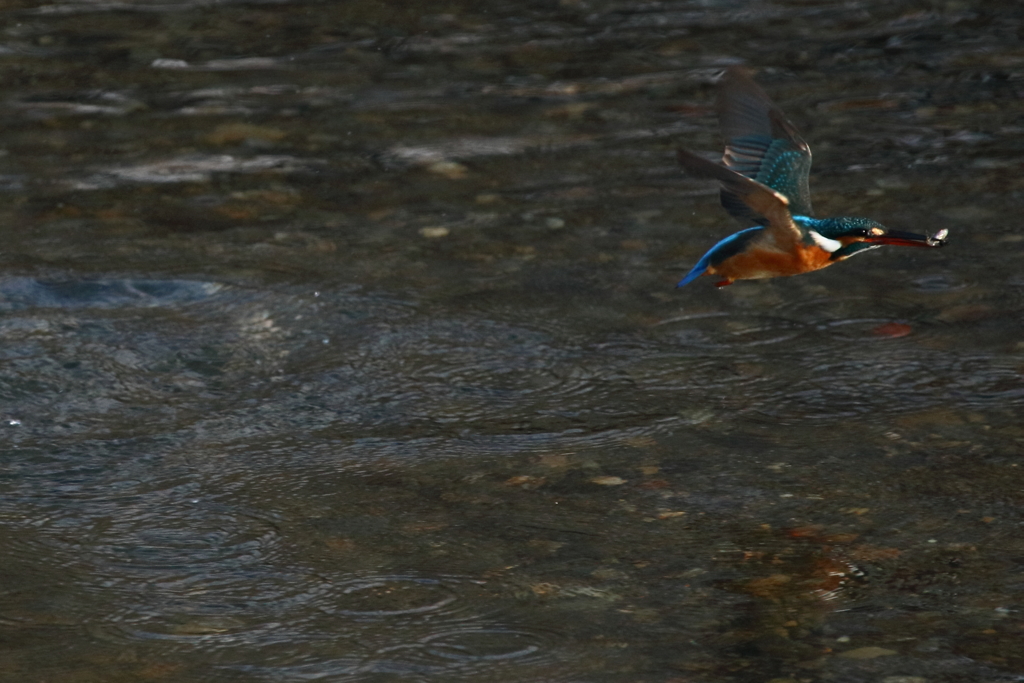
841, 219, 948, 248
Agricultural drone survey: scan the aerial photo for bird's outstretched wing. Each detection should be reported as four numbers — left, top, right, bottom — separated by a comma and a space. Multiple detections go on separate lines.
716, 67, 813, 223
677, 149, 800, 244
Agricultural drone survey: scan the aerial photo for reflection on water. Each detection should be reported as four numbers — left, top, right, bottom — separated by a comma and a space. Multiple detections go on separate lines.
0, 277, 221, 309
1, 0, 1023, 681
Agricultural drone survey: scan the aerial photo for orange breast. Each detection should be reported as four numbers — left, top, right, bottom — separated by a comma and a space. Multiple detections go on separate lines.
708, 244, 834, 282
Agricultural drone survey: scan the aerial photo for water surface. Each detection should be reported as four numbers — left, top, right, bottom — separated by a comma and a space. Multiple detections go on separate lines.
1, 1, 1022, 681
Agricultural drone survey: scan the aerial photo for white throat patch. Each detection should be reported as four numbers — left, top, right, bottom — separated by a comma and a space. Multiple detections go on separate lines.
809, 230, 842, 253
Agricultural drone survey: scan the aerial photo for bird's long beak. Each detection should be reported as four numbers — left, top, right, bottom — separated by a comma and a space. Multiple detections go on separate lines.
865, 228, 949, 248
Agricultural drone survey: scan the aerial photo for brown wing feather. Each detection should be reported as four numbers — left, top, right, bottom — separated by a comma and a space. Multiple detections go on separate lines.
677, 149, 801, 245
714, 67, 815, 221
717, 68, 809, 155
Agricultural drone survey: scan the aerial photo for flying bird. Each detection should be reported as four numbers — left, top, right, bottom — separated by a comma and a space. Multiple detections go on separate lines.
677, 68, 947, 288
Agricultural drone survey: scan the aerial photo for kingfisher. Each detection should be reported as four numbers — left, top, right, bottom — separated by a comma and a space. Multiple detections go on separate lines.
677, 67, 948, 288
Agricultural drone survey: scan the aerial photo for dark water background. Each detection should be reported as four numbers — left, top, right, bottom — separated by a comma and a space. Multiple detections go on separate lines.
1, 0, 1022, 681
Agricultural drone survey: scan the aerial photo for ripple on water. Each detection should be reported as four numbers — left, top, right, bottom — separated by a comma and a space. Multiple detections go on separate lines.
774, 292, 933, 330
744, 351, 1019, 421
420, 627, 547, 662
0, 277, 222, 311
0, 445, 285, 568
97, 508, 283, 572
814, 317, 918, 341
328, 575, 460, 618
911, 273, 970, 292
101, 571, 561, 683
5, 280, 1007, 679
309, 316, 661, 434
653, 312, 807, 348
362, 626, 558, 678
0, 457, 295, 648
